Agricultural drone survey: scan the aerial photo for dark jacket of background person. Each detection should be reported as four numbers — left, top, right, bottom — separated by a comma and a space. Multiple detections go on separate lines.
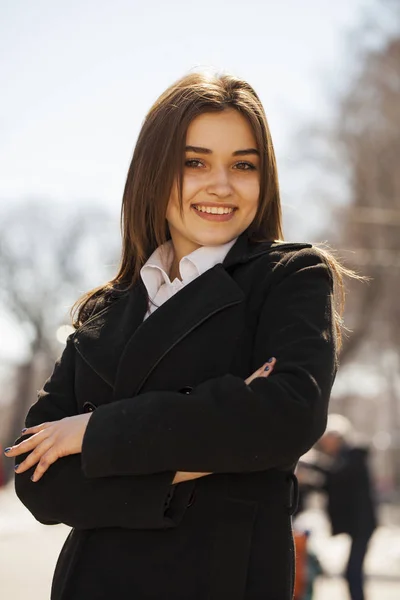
13, 233, 338, 600
324, 444, 378, 537
297, 444, 378, 538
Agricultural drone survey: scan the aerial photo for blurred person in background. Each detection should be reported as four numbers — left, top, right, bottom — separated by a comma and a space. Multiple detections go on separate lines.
4, 72, 355, 600
319, 415, 378, 600
298, 414, 378, 600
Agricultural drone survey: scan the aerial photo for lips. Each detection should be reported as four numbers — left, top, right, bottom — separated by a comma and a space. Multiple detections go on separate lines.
191, 204, 237, 222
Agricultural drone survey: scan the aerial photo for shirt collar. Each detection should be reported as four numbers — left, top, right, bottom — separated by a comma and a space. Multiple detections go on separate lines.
140, 237, 238, 301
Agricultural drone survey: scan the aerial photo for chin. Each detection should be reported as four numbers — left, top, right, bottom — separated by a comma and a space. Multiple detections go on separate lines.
194, 231, 237, 246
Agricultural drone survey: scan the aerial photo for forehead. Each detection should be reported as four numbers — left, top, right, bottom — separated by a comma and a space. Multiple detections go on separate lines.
185, 109, 257, 149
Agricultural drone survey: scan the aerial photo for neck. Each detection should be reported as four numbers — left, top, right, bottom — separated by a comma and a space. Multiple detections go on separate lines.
168, 233, 202, 282
169, 260, 181, 282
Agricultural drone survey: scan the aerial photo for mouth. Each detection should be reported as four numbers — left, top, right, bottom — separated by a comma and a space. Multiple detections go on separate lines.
191, 203, 237, 214
191, 203, 237, 223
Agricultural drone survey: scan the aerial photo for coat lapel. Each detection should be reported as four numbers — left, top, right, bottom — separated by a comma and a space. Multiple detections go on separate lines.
73, 263, 244, 400
73, 233, 312, 401
73, 282, 147, 390
113, 264, 244, 400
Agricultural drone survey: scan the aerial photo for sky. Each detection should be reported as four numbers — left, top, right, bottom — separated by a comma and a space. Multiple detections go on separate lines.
0, 0, 372, 363
1, 0, 371, 207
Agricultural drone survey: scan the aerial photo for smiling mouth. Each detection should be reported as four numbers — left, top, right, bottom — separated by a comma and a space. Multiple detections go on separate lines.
192, 204, 237, 214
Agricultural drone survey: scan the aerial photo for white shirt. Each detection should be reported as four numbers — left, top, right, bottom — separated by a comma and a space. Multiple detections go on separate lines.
140, 238, 237, 320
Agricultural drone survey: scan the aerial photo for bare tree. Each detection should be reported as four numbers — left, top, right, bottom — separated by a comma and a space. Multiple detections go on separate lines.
289, 0, 400, 360
334, 32, 400, 361
0, 199, 120, 482
298, 0, 400, 488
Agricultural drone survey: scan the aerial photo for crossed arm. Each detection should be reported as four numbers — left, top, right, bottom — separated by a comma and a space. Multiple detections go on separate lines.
5, 359, 276, 483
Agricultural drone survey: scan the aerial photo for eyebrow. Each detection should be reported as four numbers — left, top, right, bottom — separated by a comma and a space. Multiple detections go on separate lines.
185, 145, 260, 156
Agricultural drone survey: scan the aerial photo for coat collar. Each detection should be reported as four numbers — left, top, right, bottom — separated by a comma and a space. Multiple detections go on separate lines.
73, 232, 311, 401
222, 231, 311, 269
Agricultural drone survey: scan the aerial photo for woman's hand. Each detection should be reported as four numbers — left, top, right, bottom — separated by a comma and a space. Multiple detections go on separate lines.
172, 357, 277, 484
4, 413, 93, 482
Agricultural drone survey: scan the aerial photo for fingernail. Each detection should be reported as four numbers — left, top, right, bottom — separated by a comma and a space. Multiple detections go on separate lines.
14, 464, 19, 471
21, 428, 27, 433
30, 475, 35, 482
4, 447, 11, 453
267, 357, 275, 363
264, 365, 270, 371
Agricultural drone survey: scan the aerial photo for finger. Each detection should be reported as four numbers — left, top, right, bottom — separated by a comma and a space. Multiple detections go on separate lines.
264, 356, 277, 367
14, 438, 53, 475
258, 357, 277, 377
30, 449, 61, 482
245, 366, 268, 385
4, 428, 49, 458
257, 356, 276, 373
172, 471, 212, 484
245, 357, 276, 385
21, 422, 51, 435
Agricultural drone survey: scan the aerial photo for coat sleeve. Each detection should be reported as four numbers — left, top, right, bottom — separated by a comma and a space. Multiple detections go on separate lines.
81, 248, 338, 477
14, 334, 194, 530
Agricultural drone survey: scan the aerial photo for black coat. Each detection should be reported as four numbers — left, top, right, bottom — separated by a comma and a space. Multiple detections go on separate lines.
14, 233, 338, 600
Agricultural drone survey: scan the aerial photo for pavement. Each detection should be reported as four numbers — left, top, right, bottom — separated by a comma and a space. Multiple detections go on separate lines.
1, 482, 400, 599
293, 499, 400, 599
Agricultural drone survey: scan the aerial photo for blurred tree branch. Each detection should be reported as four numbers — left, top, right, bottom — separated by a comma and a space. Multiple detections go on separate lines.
296, 0, 400, 489
0, 199, 119, 483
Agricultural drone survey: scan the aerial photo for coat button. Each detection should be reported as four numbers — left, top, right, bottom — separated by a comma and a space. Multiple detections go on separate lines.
83, 401, 97, 413
179, 386, 193, 395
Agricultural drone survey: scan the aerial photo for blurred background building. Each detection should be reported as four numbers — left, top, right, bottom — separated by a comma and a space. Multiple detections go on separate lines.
1, 0, 399, 598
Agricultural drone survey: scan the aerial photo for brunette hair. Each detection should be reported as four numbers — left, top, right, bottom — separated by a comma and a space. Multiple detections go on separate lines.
70, 71, 359, 351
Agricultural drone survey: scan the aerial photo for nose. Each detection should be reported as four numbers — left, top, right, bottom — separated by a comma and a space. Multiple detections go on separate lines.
206, 166, 234, 198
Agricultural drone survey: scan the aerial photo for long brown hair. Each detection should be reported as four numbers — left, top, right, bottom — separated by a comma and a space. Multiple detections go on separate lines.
70, 71, 359, 351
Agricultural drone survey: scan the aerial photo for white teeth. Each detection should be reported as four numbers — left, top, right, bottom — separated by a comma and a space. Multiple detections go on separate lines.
193, 205, 235, 214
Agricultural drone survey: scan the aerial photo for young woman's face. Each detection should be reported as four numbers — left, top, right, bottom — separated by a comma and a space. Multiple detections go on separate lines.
166, 108, 260, 256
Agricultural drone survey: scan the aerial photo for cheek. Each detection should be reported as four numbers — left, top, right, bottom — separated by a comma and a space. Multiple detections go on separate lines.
182, 173, 202, 203
166, 178, 197, 218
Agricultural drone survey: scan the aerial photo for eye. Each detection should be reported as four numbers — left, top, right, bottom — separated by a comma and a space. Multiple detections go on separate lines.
234, 161, 257, 171
185, 159, 204, 168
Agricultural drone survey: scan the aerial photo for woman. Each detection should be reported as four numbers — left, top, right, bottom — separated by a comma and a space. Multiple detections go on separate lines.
5, 72, 348, 599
